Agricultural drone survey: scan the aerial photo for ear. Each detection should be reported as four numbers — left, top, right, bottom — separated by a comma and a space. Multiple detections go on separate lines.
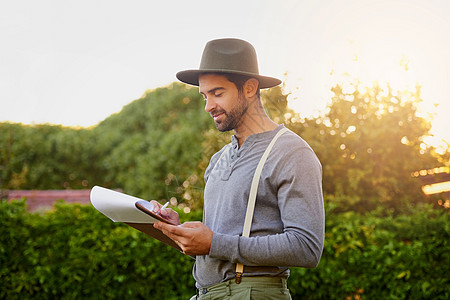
243, 78, 259, 98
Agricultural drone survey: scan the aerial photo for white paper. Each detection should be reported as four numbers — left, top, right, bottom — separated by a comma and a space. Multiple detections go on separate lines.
90, 185, 157, 223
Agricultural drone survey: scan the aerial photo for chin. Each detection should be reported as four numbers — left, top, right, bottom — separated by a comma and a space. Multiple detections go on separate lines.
216, 124, 231, 132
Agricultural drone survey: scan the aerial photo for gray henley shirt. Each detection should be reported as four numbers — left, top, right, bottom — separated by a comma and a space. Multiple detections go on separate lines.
193, 125, 324, 288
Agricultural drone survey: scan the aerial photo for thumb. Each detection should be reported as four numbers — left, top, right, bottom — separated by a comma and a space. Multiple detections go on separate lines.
153, 221, 168, 230
180, 221, 203, 228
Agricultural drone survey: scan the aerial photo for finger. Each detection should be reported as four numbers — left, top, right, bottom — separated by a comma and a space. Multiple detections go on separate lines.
149, 200, 162, 213
153, 222, 185, 240
159, 207, 173, 217
153, 221, 170, 232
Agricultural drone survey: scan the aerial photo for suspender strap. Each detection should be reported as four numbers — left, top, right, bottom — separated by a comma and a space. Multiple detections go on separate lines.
235, 127, 289, 283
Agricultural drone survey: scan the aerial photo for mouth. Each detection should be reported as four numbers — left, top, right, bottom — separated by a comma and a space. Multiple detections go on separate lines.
211, 112, 224, 122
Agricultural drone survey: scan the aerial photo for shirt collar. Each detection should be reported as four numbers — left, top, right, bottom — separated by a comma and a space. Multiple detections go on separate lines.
231, 124, 286, 149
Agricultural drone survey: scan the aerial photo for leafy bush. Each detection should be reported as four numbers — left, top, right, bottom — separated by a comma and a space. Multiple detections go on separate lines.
1, 199, 198, 299
289, 201, 449, 299
1, 199, 448, 299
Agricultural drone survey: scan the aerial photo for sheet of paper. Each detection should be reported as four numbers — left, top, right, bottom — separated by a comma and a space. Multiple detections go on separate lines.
90, 185, 158, 223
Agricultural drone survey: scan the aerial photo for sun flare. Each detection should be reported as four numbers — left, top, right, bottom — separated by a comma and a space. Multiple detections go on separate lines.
283, 1, 449, 150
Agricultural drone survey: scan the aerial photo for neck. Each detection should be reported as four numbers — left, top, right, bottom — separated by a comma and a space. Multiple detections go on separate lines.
233, 99, 278, 147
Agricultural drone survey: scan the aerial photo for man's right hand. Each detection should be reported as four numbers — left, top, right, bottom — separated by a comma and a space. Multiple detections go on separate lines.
149, 200, 181, 225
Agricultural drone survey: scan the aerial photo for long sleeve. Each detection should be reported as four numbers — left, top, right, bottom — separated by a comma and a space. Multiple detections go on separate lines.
209, 146, 324, 268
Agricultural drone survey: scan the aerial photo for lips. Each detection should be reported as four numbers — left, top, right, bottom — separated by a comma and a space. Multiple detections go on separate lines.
211, 110, 225, 121
212, 113, 224, 121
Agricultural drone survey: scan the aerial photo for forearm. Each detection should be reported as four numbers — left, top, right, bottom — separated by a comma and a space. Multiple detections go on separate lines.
209, 228, 323, 268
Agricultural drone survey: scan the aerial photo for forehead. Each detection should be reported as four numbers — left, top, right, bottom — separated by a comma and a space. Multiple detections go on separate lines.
198, 73, 236, 94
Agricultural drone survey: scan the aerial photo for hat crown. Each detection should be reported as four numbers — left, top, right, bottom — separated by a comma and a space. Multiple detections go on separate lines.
199, 38, 259, 74
176, 38, 281, 89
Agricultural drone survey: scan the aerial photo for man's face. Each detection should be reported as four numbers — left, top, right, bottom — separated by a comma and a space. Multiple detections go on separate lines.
199, 73, 249, 132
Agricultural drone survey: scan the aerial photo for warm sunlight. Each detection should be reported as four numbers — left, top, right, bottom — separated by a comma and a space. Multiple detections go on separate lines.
2, 0, 449, 149
2, 2, 449, 298
283, 1, 449, 151
422, 181, 450, 195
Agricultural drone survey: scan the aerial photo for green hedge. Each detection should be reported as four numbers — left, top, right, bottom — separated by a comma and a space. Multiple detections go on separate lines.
289, 202, 449, 299
1, 199, 448, 299
1, 200, 198, 299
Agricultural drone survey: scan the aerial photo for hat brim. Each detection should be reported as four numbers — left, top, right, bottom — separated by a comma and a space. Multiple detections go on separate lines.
176, 69, 281, 89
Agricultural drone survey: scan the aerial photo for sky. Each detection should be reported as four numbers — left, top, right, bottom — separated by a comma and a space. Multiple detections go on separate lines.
1, 0, 449, 150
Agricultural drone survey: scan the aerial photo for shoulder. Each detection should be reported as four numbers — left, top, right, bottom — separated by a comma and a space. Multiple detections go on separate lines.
272, 129, 322, 170
277, 129, 315, 153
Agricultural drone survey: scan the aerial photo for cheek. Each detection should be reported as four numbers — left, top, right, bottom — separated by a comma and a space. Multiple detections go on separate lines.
221, 94, 241, 111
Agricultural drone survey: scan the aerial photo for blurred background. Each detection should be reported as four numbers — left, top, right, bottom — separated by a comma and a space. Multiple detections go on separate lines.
1, 1, 449, 299
1, 0, 449, 150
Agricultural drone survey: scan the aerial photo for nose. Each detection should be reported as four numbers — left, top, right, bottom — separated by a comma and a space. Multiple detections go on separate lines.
204, 97, 216, 113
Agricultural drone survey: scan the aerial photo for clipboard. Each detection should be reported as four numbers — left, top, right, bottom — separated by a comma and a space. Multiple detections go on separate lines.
90, 186, 182, 251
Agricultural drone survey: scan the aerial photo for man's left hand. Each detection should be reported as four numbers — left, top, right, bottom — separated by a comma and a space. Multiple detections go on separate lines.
154, 221, 213, 256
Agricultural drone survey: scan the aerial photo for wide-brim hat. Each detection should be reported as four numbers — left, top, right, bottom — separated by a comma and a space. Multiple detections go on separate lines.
176, 38, 281, 89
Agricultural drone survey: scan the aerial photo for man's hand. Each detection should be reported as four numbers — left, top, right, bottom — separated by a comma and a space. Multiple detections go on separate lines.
149, 200, 181, 225
153, 221, 213, 256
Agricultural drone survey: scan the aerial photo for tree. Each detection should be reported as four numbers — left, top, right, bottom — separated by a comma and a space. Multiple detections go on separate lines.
0, 122, 107, 191
296, 81, 440, 211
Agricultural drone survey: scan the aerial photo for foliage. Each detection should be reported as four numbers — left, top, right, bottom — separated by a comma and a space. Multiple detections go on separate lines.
291, 82, 441, 212
289, 198, 449, 299
1, 199, 448, 299
0, 199, 199, 299
0, 123, 106, 190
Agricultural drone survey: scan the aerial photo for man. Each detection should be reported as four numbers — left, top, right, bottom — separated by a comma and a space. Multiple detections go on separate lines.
153, 38, 324, 299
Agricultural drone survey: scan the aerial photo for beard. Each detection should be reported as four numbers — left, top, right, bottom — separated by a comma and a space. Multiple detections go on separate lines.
212, 94, 249, 132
